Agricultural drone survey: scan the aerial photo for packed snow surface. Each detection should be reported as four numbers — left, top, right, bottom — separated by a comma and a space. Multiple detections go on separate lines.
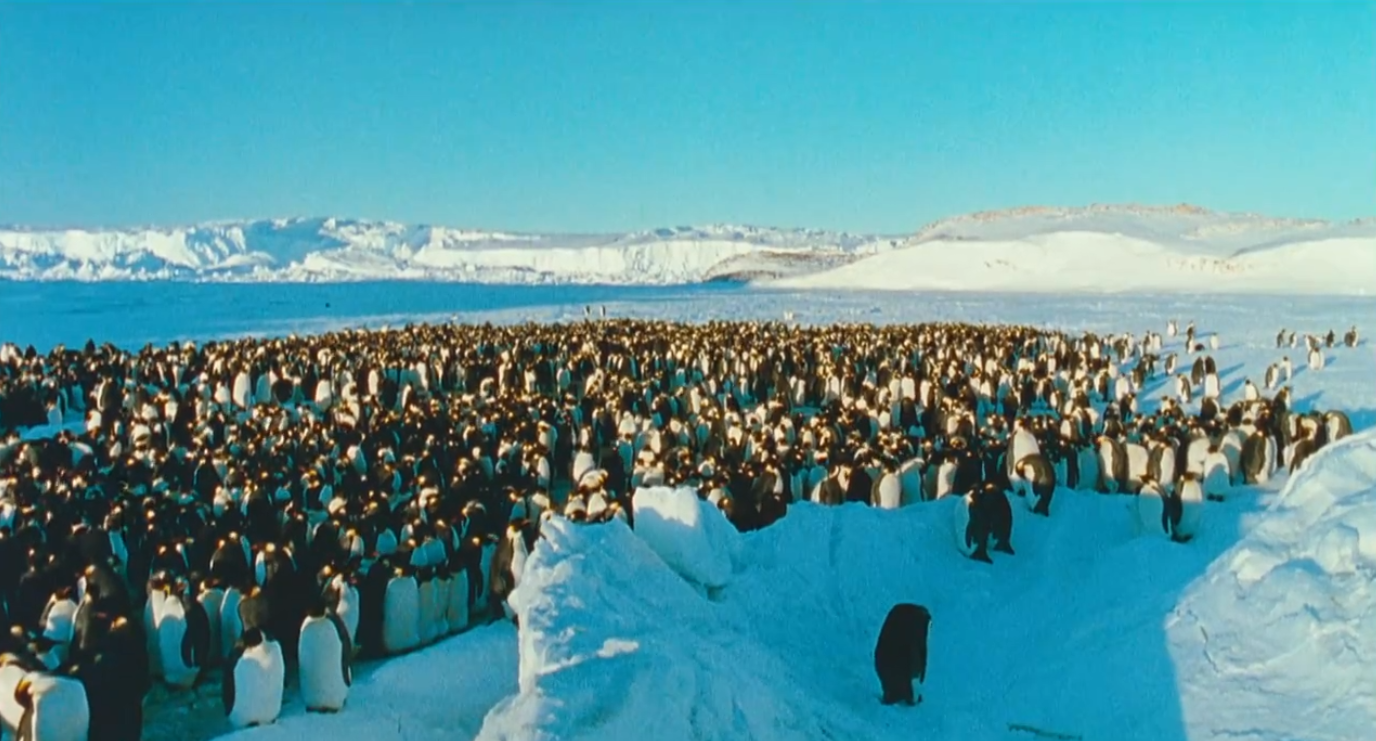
771, 204, 1376, 295
4, 204, 1373, 293
3, 282, 1373, 741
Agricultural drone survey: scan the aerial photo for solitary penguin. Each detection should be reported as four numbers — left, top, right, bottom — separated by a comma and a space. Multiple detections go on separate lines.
872, 603, 931, 706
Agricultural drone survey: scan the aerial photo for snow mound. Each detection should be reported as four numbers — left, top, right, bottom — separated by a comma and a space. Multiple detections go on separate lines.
1168, 428, 1376, 741
477, 516, 854, 741
630, 486, 741, 591
771, 205, 1376, 295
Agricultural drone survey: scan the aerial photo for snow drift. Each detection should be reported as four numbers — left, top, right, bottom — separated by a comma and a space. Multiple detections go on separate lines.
1168, 428, 1376, 741
771, 204, 1376, 295
629, 486, 742, 591
478, 436, 1376, 741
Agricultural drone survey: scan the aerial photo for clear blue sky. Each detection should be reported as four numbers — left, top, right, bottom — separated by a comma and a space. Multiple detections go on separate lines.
1, 0, 1372, 234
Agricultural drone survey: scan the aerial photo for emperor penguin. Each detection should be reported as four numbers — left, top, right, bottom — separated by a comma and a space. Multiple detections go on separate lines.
223, 627, 285, 729
381, 564, 421, 656
1242, 379, 1259, 402
1135, 477, 1168, 538
1168, 473, 1205, 543
157, 583, 211, 689
14, 670, 90, 741
297, 597, 352, 713
1307, 347, 1325, 371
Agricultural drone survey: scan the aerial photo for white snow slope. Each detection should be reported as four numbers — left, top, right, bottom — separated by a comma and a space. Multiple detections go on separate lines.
772, 203, 1376, 295
0, 219, 890, 284
4, 203, 1373, 293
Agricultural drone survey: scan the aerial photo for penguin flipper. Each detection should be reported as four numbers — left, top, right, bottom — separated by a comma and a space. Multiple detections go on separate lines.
329, 612, 353, 687
223, 648, 243, 715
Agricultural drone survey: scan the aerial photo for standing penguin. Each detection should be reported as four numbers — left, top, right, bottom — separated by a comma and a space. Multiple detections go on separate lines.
953, 483, 1014, 564
158, 582, 210, 689
1013, 454, 1056, 516
297, 596, 352, 713
1168, 473, 1205, 543
1135, 477, 1168, 538
14, 671, 90, 741
872, 603, 931, 706
223, 627, 285, 729
1202, 445, 1231, 502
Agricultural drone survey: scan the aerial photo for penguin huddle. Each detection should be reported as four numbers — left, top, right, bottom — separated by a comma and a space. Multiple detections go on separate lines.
0, 315, 1363, 738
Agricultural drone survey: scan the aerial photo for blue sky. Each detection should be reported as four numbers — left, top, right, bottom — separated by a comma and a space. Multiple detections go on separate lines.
0, 1, 1371, 233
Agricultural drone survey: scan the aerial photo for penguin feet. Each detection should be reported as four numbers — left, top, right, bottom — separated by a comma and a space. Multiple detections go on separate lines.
307, 707, 341, 714
971, 549, 994, 564
993, 540, 1015, 555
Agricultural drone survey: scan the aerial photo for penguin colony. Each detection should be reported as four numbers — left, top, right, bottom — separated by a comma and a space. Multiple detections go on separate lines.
0, 315, 1361, 736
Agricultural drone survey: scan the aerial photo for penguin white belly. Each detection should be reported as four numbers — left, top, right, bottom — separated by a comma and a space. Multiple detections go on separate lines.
1097, 441, 1119, 493
220, 588, 244, 661
1076, 448, 1100, 492
446, 570, 471, 634
27, 674, 90, 741
877, 473, 902, 509
1125, 444, 1150, 492
1176, 480, 1205, 541
331, 578, 361, 650
475, 543, 497, 614
431, 575, 451, 640
951, 494, 978, 557
1202, 454, 1231, 501
158, 599, 199, 689
229, 640, 285, 729
416, 578, 438, 646
198, 588, 224, 665
41, 598, 77, 663
934, 461, 957, 500
1203, 374, 1220, 399
1186, 439, 1210, 475
382, 576, 421, 656
232, 372, 252, 410
1262, 437, 1277, 482
898, 460, 924, 506
1136, 486, 1168, 538
0, 664, 27, 731
298, 615, 350, 712
144, 590, 167, 679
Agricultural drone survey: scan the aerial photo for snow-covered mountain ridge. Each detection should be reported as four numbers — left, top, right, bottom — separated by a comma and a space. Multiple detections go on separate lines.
2, 204, 1372, 293
0, 218, 893, 284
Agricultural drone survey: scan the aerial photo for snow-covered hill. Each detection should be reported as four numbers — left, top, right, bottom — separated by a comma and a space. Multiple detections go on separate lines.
5, 204, 1372, 292
0, 219, 890, 284
772, 204, 1376, 295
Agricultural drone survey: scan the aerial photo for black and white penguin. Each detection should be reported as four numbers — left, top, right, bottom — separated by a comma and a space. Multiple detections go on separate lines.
157, 581, 211, 689
489, 519, 537, 623
1202, 445, 1231, 502
1135, 477, 1168, 538
1325, 410, 1353, 443
872, 603, 931, 706
1168, 473, 1205, 543
14, 670, 90, 741
71, 613, 149, 741
223, 627, 285, 729
1013, 453, 1056, 516
297, 597, 352, 713
381, 564, 420, 656
953, 483, 1014, 564
321, 567, 361, 655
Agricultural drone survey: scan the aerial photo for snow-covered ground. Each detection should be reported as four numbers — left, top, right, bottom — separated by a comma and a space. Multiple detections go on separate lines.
772, 204, 1376, 295
4, 281, 1374, 741
3, 204, 1373, 293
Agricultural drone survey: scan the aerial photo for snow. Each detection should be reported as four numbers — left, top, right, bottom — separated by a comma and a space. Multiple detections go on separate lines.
2, 279, 1373, 741
4, 204, 1373, 293
630, 486, 742, 592
0, 218, 883, 284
